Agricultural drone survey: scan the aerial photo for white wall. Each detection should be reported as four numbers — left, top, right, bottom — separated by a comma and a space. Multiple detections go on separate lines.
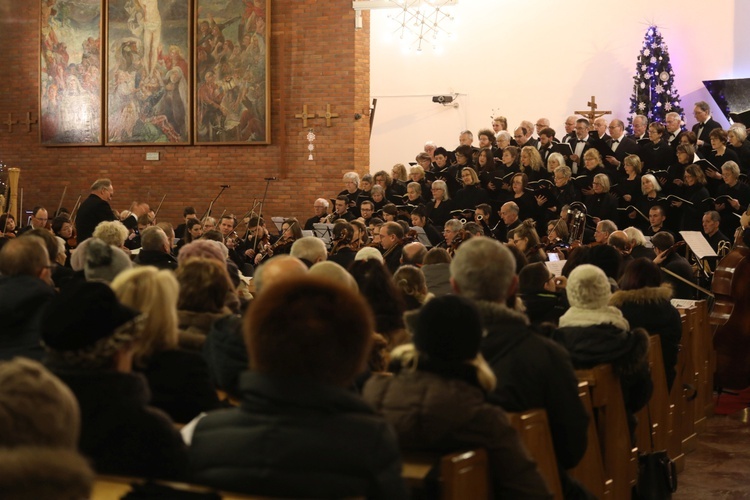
369, 0, 742, 171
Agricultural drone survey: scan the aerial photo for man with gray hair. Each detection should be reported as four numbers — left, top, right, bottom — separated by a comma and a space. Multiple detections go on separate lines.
134, 226, 178, 270
0, 237, 56, 361
76, 178, 146, 242
665, 112, 683, 146
499, 202, 521, 242
304, 198, 330, 231
628, 114, 648, 142
290, 237, 328, 268
449, 237, 590, 496
253, 255, 308, 295
692, 100, 721, 151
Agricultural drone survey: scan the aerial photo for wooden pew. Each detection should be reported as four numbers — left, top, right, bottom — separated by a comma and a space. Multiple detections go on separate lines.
667, 310, 688, 472
689, 301, 714, 428
402, 449, 490, 500
570, 381, 610, 499
674, 305, 698, 454
508, 410, 564, 500
92, 475, 264, 499
635, 335, 671, 454
575, 365, 638, 500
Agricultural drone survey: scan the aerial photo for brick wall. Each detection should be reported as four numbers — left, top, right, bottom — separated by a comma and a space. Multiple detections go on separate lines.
0, 1, 370, 227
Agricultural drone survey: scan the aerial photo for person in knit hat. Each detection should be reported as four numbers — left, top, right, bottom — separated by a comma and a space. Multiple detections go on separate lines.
41, 281, 188, 480
364, 295, 551, 499
553, 264, 653, 444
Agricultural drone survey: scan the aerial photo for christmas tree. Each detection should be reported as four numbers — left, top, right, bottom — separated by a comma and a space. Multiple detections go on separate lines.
627, 26, 684, 133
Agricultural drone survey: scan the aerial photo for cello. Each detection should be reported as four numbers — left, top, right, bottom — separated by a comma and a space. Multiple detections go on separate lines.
710, 224, 750, 390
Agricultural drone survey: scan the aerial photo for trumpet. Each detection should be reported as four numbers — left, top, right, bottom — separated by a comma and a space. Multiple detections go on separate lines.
476, 214, 484, 221
323, 212, 340, 224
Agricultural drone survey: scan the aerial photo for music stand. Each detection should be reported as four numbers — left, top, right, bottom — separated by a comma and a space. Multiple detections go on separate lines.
409, 226, 432, 248
312, 223, 335, 249
271, 216, 285, 233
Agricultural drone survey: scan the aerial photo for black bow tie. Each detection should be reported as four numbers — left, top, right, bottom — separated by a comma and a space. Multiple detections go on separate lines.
612, 139, 619, 144
699, 123, 706, 127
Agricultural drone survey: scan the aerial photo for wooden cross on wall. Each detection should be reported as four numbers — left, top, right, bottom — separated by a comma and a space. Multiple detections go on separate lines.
24, 112, 38, 132
4, 113, 18, 133
574, 96, 612, 123
322, 104, 339, 127
294, 105, 316, 127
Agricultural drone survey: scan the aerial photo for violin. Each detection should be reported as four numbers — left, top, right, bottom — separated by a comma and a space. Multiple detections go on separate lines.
711, 227, 750, 389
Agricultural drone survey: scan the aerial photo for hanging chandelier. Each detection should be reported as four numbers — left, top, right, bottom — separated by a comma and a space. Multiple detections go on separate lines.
353, 0, 458, 52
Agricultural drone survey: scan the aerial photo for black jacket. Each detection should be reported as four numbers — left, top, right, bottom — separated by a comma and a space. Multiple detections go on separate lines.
136, 349, 222, 423
0, 275, 56, 361
189, 372, 407, 499
134, 250, 178, 270
363, 369, 551, 499
46, 364, 188, 480
475, 301, 589, 470
610, 286, 682, 391
552, 320, 652, 443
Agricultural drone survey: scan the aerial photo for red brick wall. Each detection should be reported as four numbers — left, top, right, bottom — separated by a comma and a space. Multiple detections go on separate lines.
0, 1, 370, 227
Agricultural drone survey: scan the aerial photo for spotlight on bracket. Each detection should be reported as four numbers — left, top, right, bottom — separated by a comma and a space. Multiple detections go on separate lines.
432, 95, 454, 104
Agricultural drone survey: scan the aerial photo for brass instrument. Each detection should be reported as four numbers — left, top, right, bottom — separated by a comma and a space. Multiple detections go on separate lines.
567, 202, 588, 244
7, 168, 19, 221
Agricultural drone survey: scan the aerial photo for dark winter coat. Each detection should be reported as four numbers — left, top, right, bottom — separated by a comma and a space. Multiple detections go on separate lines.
189, 371, 407, 499
136, 348, 222, 423
46, 364, 188, 480
609, 285, 682, 391
475, 301, 589, 470
363, 368, 552, 499
0, 275, 56, 361
553, 315, 653, 443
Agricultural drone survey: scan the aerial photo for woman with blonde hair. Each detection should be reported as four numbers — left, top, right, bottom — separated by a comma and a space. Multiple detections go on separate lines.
111, 266, 220, 423
520, 146, 547, 182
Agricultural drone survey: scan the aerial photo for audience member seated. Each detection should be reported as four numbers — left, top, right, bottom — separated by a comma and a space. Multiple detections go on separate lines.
134, 226, 178, 270
84, 238, 132, 283
188, 277, 408, 499
0, 237, 56, 361
41, 281, 188, 480
393, 265, 432, 310
0, 357, 94, 500
450, 238, 590, 498
175, 257, 235, 351
553, 264, 653, 443
290, 236, 328, 267
364, 295, 551, 499
610, 258, 682, 391
350, 258, 409, 349
421, 247, 452, 297
518, 262, 568, 325
111, 267, 221, 423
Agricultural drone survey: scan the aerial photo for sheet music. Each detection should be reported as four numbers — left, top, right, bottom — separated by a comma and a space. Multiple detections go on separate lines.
312, 223, 335, 248
671, 299, 700, 309
680, 231, 717, 259
409, 226, 432, 248
545, 259, 566, 277
271, 216, 285, 232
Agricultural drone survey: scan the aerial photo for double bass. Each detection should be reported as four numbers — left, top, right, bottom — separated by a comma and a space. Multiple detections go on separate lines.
711, 226, 750, 390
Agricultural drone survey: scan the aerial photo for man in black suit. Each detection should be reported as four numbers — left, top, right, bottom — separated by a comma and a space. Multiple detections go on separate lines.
561, 115, 578, 144
665, 112, 683, 148
513, 124, 538, 150
76, 179, 143, 242
603, 119, 640, 178
568, 118, 592, 174
627, 114, 648, 142
538, 127, 556, 165
589, 117, 612, 160
692, 101, 722, 153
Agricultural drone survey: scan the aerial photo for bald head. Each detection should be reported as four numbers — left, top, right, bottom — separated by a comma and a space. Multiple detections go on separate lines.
401, 242, 427, 266
608, 231, 630, 252
253, 255, 308, 294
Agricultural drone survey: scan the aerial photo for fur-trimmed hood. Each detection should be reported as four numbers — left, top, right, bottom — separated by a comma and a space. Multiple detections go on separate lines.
609, 284, 673, 308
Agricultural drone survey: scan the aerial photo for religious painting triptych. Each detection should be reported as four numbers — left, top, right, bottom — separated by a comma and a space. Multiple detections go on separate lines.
39, 0, 270, 147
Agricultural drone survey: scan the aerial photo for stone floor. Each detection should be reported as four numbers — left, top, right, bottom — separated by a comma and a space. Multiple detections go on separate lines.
675, 409, 750, 499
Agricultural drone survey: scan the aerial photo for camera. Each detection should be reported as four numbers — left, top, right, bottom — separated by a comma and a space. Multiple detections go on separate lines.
432, 95, 453, 104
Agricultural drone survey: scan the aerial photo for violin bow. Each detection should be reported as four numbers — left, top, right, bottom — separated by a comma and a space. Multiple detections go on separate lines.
69, 195, 82, 224
56, 186, 67, 218
153, 194, 167, 223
